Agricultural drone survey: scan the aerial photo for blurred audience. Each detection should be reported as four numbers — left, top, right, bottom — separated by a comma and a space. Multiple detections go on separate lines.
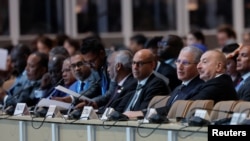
35, 35, 54, 55
158, 34, 184, 69
145, 36, 181, 91
6, 44, 31, 92
127, 34, 147, 54
216, 25, 237, 48
63, 38, 80, 56
186, 30, 208, 52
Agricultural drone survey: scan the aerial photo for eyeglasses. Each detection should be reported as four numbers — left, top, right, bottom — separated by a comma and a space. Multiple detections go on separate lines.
132, 61, 152, 67
62, 68, 71, 73
70, 61, 89, 69
175, 59, 197, 66
157, 41, 168, 47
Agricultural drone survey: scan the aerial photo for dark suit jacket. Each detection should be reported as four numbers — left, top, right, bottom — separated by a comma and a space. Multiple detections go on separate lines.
116, 73, 170, 113
155, 75, 204, 116
237, 76, 250, 101
92, 60, 110, 95
157, 61, 181, 91
94, 74, 137, 114
190, 74, 239, 103
6, 79, 41, 108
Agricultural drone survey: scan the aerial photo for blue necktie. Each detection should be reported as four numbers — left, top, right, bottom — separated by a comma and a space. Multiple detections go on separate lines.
78, 82, 85, 93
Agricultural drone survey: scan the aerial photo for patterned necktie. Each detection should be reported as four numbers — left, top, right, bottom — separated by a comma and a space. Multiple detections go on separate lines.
125, 84, 143, 111
170, 84, 186, 105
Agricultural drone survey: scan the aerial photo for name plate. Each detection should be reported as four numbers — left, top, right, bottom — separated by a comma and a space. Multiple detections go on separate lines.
194, 109, 210, 120
13, 103, 30, 116
101, 107, 115, 121
80, 106, 98, 120
46, 105, 61, 118
230, 113, 247, 125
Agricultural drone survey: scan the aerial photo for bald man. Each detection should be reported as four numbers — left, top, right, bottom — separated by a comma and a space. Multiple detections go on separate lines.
190, 50, 238, 103
235, 45, 250, 101
118, 49, 169, 116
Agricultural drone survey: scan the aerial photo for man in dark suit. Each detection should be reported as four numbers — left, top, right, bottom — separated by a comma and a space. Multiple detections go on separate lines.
122, 49, 170, 118
0, 52, 48, 110
80, 37, 110, 95
124, 46, 204, 118
234, 45, 250, 101
190, 50, 238, 103
144, 36, 181, 91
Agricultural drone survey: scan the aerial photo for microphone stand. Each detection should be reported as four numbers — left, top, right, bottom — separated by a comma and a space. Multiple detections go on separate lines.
67, 79, 100, 119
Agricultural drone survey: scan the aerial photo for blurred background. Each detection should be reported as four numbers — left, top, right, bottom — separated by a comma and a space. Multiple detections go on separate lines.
0, 0, 249, 49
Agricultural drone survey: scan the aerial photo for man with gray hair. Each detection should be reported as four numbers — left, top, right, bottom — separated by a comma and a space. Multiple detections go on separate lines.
74, 50, 137, 114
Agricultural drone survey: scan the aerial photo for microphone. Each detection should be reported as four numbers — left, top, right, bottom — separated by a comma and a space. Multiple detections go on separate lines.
100, 90, 137, 121
4, 94, 20, 115
233, 108, 250, 125
4, 83, 24, 115
33, 78, 64, 117
72, 79, 101, 105
184, 107, 234, 126
140, 95, 170, 124
67, 79, 101, 119
46, 78, 64, 99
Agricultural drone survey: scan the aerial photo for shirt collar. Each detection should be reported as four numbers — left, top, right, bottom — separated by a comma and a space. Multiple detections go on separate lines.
118, 73, 131, 86
182, 75, 199, 86
155, 61, 161, 72
241, 72, 250, 81
137, 73, 152, 86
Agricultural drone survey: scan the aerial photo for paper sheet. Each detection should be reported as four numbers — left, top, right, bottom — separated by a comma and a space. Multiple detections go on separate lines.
0, 48, 7, 70
55, 85, 92, 101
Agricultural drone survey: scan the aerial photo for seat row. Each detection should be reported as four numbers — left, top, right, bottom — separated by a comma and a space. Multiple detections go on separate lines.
148, 96, 250, 122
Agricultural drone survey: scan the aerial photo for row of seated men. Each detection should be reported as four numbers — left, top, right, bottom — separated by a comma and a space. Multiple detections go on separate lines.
0, 36, 249, 120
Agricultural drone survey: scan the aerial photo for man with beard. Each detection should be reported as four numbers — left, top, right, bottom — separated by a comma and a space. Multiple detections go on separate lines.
51, 52, 101, 103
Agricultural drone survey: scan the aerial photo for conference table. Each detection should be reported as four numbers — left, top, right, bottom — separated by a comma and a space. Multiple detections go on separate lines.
0, 115, 207, 141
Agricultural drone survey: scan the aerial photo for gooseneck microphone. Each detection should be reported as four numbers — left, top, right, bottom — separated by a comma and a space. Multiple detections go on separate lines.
185, 107, 235, 126
234, 108, 250, 125
139, 94, 170, 124
33, 78, 64, 117
46, 78, 64, 98
102, 90, 137, 121
67, 79, 100, 120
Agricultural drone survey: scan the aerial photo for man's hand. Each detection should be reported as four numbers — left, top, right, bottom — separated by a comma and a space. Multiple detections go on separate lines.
51, 96, 72, 103
123, 111, 143, 119
74, 100, 98, 109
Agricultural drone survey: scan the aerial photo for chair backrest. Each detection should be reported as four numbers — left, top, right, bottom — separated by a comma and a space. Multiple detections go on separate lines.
185, 100, 214, 119
232, 101, 250, 117
209, 100, 239, 121
148, 95, 170, 109
167, 100, 193, 119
